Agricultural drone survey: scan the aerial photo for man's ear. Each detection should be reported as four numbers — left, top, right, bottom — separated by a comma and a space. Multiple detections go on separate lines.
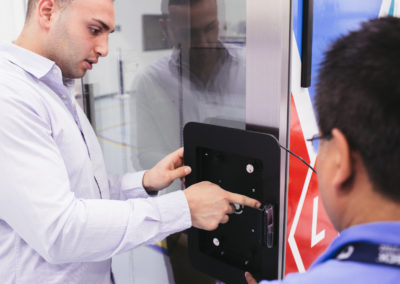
331, 128, 353, 190
37, 0, 57, 30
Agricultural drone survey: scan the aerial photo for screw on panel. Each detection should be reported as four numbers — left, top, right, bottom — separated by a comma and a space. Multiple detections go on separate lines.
213, 238, 220, 247
233, 203, 244, 215
246, 164, 254, 174
251, 188, 256, 193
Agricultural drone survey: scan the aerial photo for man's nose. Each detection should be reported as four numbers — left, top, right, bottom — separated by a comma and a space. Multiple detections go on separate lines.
191, 30, 207, 45
95, 36, 109, 57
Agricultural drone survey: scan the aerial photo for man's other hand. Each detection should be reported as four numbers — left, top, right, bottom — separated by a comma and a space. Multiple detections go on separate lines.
245, 272, 258, 284
184, 181, 261, 230
143, 148, 191, 193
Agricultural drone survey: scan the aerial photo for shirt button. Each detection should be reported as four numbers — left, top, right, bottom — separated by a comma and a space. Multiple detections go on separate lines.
53, 69, 59, 74
61, 94, 67, 99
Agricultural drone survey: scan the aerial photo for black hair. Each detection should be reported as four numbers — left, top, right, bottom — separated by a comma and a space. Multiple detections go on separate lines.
316, 16, 400, 201
26, 0, 114, 20
26, 0, 73, 20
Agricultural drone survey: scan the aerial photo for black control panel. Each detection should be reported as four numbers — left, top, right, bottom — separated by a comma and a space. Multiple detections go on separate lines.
184, 122, 281, 284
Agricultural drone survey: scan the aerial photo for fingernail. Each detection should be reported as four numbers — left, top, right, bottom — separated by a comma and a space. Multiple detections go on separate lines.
184, 167, 191, 173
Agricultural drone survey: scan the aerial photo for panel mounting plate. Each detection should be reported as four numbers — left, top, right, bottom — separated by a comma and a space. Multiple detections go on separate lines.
183, 122, 281, 283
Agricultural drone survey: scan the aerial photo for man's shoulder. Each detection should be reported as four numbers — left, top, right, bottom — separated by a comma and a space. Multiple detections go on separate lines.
0, 65, 36, 101
0, 56, 48, 114
259, 258, 400, 284
0, 55, 34, 86
140, 53, 171, 77
132, 53, 179, 92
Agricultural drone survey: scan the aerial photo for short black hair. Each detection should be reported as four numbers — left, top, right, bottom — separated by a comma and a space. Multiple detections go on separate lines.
316, 16, 400, 201
26, 0, 73, 20
26, 0, 114, 20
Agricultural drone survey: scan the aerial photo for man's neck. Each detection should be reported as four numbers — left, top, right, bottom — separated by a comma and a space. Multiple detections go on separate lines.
189, 46, 227, 84
341, 187, 400, 231
14, 25, 46, 58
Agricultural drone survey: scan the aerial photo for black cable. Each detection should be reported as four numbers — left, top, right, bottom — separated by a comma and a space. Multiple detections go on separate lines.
267, 134, 317, 174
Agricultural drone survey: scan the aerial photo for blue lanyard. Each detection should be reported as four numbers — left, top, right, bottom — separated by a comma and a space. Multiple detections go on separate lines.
335, 242, 400, 268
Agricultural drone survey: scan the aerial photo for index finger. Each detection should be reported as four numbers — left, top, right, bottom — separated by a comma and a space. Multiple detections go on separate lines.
245, 272, 258, 284
226, 191, 261, 209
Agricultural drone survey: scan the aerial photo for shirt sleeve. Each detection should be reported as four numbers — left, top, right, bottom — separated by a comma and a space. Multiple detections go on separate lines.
0, 84, 192, 264
108, 170, 152, 200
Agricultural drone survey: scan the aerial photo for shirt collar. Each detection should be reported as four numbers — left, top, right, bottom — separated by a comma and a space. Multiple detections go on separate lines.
0, 42, 56, 80
310, 222, 400, 269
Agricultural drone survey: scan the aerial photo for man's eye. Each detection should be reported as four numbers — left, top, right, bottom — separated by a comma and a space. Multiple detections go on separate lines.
89, 28, 101, 35
205, 23, 217, 33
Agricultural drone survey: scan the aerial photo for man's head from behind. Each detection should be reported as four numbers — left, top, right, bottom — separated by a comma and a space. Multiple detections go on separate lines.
21, 0, 115, 78
315, 17, 400, 230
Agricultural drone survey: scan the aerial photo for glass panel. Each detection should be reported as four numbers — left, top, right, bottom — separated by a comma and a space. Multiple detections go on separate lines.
82, 0, 246, 283
134, 0, 247, 193
83, 0, 246, 185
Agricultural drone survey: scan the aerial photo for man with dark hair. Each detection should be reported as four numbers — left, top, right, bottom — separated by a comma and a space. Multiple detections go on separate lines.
0, 0, 260, 283
246, 16, 400, 284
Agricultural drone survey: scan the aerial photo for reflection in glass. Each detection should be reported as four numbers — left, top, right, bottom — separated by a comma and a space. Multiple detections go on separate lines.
133, 0, 246, 197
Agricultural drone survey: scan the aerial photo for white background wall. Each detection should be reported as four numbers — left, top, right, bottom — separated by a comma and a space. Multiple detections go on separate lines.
84, 1, 171, 97
0, 0, 27, 43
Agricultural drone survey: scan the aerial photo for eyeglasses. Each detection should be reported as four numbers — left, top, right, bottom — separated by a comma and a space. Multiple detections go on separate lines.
307, 133, 332, 153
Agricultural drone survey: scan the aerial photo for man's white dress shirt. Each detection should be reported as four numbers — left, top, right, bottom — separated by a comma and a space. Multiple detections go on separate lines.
0, 42, 191, 284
